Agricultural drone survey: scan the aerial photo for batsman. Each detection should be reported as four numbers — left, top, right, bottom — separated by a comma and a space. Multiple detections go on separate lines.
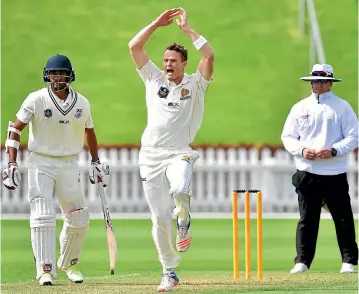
129, 7, 214, 292
2, 54, 110, 285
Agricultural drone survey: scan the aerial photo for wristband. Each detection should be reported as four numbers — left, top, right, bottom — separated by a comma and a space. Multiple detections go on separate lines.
193, 36, 208, 50
331, 148, 337, 157
91, 158, 100, 164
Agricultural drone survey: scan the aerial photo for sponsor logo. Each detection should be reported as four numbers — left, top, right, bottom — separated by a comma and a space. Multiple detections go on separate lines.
300, 114, 309, 119
59, 120, 70, 124
43, 263, 52, 272
2, 170, 8, 181
168, 102, 180, 108
70, 258, 78, 265
181, 155, 192, 164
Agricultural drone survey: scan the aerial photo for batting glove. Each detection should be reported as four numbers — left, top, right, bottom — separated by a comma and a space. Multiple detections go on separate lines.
2, 162, 21, 190
89, 159, 110, 187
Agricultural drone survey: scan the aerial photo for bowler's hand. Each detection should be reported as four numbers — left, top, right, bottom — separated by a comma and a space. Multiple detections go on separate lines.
154, 8, 181, 27
302, 148, 317, 160
176, 8, 189, 30
316, 149, 332, 159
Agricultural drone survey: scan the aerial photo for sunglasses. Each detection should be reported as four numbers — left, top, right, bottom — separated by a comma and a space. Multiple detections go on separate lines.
311, 71, 333, 77
311, 80, 330, 84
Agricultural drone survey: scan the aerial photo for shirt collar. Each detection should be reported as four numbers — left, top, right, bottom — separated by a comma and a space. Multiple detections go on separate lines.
49, 86, 73, 103
165, 73, 191, 88
311, 90, 333, 103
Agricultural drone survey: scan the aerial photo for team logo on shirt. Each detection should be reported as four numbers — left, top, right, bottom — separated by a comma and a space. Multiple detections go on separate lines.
157, 86, 170, 98
74, 109, 83, 119
44, 109, 52, 118
180, 88, 191, 100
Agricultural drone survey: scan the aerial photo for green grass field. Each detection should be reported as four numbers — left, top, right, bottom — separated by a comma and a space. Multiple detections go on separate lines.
1, 219, 358, 293
1, 0, 357, 145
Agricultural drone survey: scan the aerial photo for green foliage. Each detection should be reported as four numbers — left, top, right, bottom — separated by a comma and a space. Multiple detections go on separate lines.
2, 0, 357, 145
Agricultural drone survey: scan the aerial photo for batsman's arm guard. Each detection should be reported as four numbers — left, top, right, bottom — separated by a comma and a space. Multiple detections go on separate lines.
2, 122, 23, 190
5, 121, 22, 153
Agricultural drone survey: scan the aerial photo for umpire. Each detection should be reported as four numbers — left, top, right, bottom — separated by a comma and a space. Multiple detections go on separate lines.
281, 64, 358, 274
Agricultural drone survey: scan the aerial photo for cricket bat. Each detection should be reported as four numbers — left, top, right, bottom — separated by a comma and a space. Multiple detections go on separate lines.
97, 179, 118, 275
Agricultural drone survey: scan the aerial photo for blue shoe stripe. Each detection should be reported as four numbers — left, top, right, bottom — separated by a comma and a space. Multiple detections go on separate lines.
170, 273, 180, 283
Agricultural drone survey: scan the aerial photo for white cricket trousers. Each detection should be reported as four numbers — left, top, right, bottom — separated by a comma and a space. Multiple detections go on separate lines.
27, 152, 88, 279
139, 147, 199, 269
28, 152, 85, 213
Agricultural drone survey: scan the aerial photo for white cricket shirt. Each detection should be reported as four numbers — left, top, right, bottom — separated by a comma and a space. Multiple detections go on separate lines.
281, 91, 358, 175
16, 87, 94, 156
137, 60, 212, 148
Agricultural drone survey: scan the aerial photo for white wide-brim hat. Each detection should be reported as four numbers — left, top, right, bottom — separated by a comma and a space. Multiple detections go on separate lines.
300, 64, 342, 82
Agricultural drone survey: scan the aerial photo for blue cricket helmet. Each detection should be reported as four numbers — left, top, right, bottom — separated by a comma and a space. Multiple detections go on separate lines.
43, 54, 76, 82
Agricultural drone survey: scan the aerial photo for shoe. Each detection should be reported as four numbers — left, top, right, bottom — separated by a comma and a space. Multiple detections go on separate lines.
157, 270, 179, 292
176, 216, 192, 252
39, 273, 54, 285
340, 263, 354, 273
65, 264, 84, 283
289, 263, 308, 274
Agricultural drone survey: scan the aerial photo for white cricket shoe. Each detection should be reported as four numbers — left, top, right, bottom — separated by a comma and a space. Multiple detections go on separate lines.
157, 271, 180, 292
39, 273, 54, 285
176, 216, 192, 252
65, 264, 84, 283
290, 263, 308, 274
340, 263, 354, 274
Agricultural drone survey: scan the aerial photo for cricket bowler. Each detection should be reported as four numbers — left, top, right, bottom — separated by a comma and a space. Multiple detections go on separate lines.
129, 7, 214, 292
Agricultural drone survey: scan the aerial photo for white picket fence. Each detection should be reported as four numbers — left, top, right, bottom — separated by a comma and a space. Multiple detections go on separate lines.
1, 148, 358, 218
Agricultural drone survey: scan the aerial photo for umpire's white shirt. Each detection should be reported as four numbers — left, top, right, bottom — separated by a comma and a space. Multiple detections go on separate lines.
137, 60, 212, 148
281, 91, 358, 175
16, 87, 94, 157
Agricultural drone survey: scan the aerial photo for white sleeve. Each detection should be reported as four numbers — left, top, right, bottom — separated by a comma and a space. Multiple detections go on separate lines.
281, 107, 304, 156
85, 103, 94, 128
332, 104, 359, 155
136, 60, 162, 83
16, 94, 35, 123
194, 70, 213, 92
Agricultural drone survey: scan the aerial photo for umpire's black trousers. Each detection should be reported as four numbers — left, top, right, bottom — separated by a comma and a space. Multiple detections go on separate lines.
292, 170, 358, 268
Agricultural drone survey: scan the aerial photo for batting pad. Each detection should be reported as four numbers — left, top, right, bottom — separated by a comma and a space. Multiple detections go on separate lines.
57, 207, 89, 270
30, 197, 57, 279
